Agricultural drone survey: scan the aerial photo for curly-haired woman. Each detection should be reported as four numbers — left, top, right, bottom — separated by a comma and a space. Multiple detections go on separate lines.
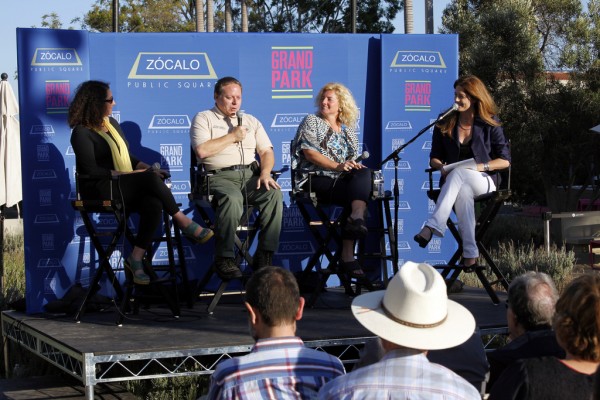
291, 82, 371, 279
69, 80, 212, 285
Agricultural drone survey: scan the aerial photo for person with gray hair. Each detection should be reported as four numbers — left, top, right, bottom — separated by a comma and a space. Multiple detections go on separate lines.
487, 271, 565, 390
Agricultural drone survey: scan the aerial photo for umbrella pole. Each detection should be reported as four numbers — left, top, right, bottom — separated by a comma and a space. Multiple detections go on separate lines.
0, 205, 4, 304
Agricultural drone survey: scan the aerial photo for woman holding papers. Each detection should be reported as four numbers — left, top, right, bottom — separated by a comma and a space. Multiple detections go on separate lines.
413, 75, 510, 268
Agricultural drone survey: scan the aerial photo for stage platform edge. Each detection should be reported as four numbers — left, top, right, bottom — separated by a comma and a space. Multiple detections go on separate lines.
2, 286, 508, 399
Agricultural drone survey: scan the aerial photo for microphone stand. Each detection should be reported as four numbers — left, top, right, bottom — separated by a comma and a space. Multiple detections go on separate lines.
380, 117, 440, 275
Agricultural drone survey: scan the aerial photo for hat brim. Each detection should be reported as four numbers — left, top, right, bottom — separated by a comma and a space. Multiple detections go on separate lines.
351, 290, 476, 350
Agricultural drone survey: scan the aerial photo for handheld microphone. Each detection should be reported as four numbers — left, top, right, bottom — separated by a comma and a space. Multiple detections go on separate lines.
237, 110, 244, 126
437, 103, 459, 121
354, 151, 370, 163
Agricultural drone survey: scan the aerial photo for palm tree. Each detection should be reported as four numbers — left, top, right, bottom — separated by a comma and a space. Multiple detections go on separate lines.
207, 0, 214, 32
404, 0, 413, 33
225, 0, 232, 32
241, 0, 248, 32
195, 0, 205, 31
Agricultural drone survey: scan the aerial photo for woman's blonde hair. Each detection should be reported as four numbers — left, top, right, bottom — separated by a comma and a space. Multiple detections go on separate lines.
315, 82, 359, 128
437, 75, 500, 136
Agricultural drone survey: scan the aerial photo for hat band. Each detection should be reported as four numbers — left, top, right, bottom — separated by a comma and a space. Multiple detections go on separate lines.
381, 300, 447, 328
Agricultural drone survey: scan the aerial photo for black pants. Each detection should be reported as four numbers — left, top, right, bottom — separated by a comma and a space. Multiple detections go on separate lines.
305, 167, 372, 208
86, 171, 179, 249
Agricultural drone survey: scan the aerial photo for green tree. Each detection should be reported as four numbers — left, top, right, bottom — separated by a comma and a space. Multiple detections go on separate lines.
83, 0, 196, 32
441, 0, 600, 210
82, 0, 401, 33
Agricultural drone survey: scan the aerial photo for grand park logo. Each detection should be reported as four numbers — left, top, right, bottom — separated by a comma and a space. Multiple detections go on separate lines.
271, 46, 313, 100
30, 48, 83, 72
127, 52, 217, 90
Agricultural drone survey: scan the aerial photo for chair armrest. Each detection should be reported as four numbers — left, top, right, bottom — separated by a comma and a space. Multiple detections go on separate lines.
425, 168, 436, 193
75, 172, 118, 201
271, 165, 289, 180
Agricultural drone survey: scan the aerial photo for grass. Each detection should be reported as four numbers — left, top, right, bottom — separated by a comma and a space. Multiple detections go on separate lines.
1, 232, 25, 309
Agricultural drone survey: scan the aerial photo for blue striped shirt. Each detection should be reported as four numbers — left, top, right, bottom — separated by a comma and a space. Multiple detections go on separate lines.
208, 336, 345, 400
318, 348, 481, 400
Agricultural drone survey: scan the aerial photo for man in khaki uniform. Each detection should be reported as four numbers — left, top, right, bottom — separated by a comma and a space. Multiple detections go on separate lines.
190, 76, 282, 279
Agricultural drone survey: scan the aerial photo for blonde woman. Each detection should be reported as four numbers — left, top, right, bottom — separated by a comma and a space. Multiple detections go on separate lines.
291, 82, 370, 279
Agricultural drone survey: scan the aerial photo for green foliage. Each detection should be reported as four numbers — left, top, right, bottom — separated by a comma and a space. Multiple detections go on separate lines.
125, 375, 210, 399
483, 214, 545, 249
460, 241, 576, 291
1, 233, 25, 308
81, 0, 401, 33
441, 0, 600, 209
83, 0, 196, 32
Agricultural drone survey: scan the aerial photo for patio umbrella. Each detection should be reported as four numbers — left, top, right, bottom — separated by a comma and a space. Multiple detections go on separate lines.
0, 72, 21, 297
0, 72, 22, 208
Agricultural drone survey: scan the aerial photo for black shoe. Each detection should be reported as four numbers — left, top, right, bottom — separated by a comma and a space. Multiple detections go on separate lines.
414, 226, 434, 248
214, 257, 243, 280
252, 250, 273, 271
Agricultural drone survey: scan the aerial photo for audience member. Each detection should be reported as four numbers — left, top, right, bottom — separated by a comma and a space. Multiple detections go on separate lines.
487, 271, 564, 389
356, 331, 489, 394
69, 80, 212, 285
428, 330, 489, 394
490, 273, 600, 400
190, 77, 283, 279
318, 261, 481, 399
413, 75, 510, 269
207, 266, 345, 399
291, 82, 371, 279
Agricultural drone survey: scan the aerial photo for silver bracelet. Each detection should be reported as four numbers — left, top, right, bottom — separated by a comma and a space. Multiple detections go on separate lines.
483, 162, 490, 172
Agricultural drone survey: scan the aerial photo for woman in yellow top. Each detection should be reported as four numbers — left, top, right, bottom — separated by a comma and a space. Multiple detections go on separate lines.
69, 80, 212, 285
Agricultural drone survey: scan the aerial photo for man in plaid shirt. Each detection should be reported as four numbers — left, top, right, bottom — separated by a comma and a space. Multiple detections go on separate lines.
207, 266, 345, 399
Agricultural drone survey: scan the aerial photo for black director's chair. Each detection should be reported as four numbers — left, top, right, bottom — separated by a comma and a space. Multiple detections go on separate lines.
290, 167, 379, 307
189, 150, 285, 313
425, 166, 511, 304
72, 173, 186, 325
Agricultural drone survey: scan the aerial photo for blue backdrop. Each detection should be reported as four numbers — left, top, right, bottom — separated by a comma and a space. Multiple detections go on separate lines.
17, 28, 458, 313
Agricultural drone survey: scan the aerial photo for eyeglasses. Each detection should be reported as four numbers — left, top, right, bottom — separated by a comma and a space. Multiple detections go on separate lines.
105, 97, 114, 103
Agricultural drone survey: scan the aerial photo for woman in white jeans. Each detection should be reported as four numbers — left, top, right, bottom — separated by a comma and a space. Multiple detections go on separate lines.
414, 75, 511, 268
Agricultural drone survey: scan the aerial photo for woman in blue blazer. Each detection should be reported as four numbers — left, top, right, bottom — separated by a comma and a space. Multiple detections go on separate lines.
414, 75, 511, 268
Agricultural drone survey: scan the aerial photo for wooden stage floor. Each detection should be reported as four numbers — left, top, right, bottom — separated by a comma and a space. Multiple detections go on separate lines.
1, 286, 507, 398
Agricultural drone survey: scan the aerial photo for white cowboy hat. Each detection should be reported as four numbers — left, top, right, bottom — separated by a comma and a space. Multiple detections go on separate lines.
351, 261, 475, 350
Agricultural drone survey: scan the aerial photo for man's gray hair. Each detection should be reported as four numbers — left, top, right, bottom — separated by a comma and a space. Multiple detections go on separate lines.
507, 271, 558, 330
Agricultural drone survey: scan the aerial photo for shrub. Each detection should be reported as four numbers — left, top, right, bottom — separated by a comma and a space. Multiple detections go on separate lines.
483, 214, 545, 249
460, 241, 576, 291
2, 232, 25, 308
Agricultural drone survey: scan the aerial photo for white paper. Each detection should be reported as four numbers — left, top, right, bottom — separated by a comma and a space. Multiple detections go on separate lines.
441, 158, 477, 173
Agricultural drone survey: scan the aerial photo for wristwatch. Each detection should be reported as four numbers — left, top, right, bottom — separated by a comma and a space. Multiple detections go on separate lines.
483, 162, 490, 172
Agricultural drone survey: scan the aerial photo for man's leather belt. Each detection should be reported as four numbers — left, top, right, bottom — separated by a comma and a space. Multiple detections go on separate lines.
209, 161, 257, 174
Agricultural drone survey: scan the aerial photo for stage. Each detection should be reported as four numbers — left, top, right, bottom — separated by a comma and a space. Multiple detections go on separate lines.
2, 286, 507, 399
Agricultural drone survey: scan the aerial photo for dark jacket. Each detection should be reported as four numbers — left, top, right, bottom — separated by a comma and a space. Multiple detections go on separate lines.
430, 116, 510, 187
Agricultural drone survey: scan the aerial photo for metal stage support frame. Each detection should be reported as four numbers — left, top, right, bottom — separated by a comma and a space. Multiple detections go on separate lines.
1, 311, 368, 399
2, 310, 508, 399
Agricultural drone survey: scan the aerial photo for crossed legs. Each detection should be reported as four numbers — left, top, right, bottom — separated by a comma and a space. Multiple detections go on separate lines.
416, 168, 495, 266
